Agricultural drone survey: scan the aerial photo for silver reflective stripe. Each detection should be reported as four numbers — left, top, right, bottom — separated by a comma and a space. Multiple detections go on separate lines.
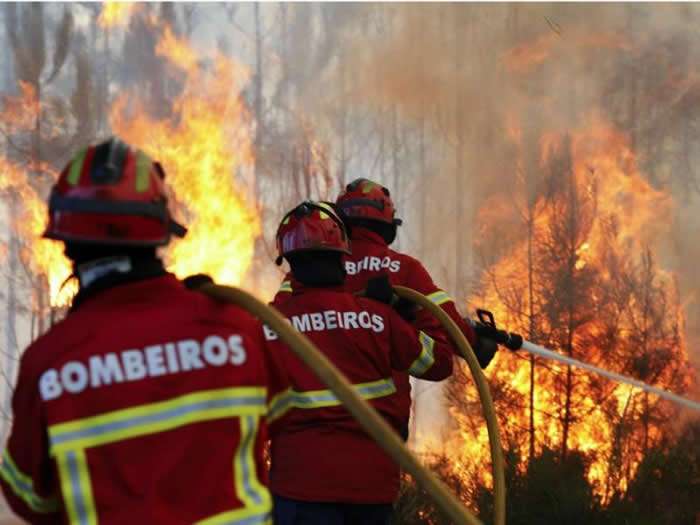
408, 331, 436, 377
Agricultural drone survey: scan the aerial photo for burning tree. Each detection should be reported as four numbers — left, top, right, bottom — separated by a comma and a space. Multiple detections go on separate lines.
445, 117, 693, 508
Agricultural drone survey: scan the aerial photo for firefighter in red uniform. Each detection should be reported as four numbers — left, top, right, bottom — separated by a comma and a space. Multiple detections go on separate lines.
266, 202, 453, 525
0, 138, 287, 525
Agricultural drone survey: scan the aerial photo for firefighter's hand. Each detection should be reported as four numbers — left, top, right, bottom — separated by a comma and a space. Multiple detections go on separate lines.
473, 336, 498, 369
364, 276, 417, 322
183, 273, 214, 290
464, 318, 500, 369
365, 275, 394, 305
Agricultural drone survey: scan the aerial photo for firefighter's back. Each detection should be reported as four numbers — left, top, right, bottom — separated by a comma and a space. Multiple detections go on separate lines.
32, 275, 271, 524
267, 288, 407, 505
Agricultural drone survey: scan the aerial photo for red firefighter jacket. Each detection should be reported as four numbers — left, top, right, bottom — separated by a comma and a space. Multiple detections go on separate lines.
273, 227, 478, 420
0, 274, 287, 525
265, 285, 453, 503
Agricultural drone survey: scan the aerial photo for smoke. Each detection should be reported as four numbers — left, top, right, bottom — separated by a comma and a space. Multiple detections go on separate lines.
298, 3, 700, 388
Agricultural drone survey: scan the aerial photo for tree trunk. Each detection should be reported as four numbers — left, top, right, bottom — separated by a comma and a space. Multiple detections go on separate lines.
527, 213, 536, 462
453, 7, 466, 299
3, 195, 19, 421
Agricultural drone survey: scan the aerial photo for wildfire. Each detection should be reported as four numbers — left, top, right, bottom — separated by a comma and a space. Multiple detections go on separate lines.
98, 2, 138, 28
449, 113, 691, 502
0, 12, 259, 316
110, 25, 259, 286
0, 84, 74, 308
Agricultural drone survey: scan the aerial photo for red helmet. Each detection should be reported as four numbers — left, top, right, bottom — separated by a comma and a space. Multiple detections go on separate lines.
336, 178, 402, 226
44, 137, 186, 246
275, 201, 351, 265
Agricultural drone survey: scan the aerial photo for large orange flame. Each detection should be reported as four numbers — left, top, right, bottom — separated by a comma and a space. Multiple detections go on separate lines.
0, 83, 74, 308
110, 25, 260, 286
1, 18, 259, 315
448, 113, 692, 501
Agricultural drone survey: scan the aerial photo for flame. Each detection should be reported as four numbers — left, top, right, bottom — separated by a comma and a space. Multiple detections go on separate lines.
449, 113, 692, 502
98, 2, 138, 28
110, 25, 260, 285
0, 84, 75, 308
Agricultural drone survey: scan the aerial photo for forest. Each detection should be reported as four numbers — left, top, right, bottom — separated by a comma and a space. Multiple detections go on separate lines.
0, 3, 698, 523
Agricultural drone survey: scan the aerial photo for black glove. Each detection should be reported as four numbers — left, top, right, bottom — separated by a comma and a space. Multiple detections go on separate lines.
364, 275, 394, 305
183, 273, 214, 290
364, 276, 417, 322
472, 332, 498, 369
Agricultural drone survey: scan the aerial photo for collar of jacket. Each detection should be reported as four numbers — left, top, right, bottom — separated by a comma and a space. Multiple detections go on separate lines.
71, 257, 168, 311
350, 227, 387, 246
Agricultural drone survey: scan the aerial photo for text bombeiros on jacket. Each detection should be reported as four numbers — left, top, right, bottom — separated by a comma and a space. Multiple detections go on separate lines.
263, 310, 385, 341
344, 256, 400, 275
39, 334, 247, 401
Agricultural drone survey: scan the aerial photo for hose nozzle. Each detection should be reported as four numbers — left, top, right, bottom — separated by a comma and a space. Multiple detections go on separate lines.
475, 309, 523, 351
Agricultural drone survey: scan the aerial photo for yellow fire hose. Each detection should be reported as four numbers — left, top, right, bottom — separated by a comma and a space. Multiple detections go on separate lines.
393, 286, 506, 525
199, 283, 482, 525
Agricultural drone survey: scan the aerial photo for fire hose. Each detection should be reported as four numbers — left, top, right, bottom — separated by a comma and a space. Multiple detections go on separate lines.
393, 287, 506, 525
197, 283, 484, 525
474, 309, 700, 413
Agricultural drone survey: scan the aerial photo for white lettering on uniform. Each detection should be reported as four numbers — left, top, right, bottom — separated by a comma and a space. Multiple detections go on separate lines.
345, 257, 401, 274
165, 343, 179, 373
358, 311, 372, 329
90, 353, 125, 387
344, 311, 359, 329
122, 350, 147, 380
372, 314, 385, 333
345, 261, 356, 275
145, 346, 167, 376
323, 310, 338, 330
202, 336, 228, 366
38, 333, 250, 401
228, 335, 247, 365
61, 362, 89, 393
39, 370, 62, 401
178, 340, 204, 371
263, 324, 278, 341
292, 315, 311, 332
310, 313, 324, 331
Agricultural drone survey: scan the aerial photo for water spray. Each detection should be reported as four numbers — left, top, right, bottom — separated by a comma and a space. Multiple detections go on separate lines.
475, 310, 700, 413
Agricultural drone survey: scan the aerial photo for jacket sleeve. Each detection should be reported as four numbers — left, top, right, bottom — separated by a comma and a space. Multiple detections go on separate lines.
258, 316, 293, 429
405, 258, 494, 367
386, 308, 453, 381
0, 352, 61, 524
271, 272, 294, 307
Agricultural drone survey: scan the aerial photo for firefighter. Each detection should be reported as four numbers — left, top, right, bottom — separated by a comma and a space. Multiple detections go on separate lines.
266, 202, 453, 525
0, 138, 287, 524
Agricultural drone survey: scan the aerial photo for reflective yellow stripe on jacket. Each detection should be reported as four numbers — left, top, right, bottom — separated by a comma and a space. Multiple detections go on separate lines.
426, 290, 452, 306
408, 331, 436, 377
48, 387, 270, 525
0, 450, 59, 513
267, 377, 396, 423
278, 281, 293, 294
